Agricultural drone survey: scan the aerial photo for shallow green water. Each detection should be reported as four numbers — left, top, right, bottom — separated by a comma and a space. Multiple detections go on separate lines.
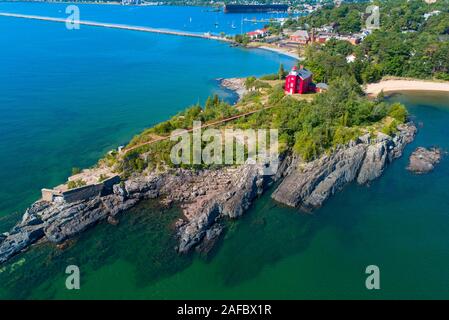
1, 93, 449, 299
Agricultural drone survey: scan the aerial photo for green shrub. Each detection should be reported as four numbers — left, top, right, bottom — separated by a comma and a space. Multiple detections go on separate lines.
260, 74, 279, 80
381, 120, 399, 136
71, 167, 82, 175
67, 179, 87, 190
333, 126, 358, 147
98, 174, 109, 183
388, 103, 407, 123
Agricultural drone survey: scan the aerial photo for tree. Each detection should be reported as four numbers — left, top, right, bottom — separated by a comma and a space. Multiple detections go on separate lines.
71, 167, 82, 175
278, 64, 285, 80
388, 103, 408, 123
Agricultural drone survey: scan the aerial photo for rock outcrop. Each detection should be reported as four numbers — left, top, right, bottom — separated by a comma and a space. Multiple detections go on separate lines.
175, 163, 268, 253
407, 147, 443, 174
0, 161, 273, 263
0, 123, 416, 265
219, 78, 247, 101
0, 173, 164, 264
272, 122, 417, 211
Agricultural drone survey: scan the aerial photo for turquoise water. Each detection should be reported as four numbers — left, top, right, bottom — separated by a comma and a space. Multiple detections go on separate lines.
0, 3, 294, 225
1, 3, 449, 300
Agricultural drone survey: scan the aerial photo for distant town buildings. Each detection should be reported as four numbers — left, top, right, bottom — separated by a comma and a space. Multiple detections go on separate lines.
246, 28, 269, 40
286, 28, 363, 46
289, 30, 310, 44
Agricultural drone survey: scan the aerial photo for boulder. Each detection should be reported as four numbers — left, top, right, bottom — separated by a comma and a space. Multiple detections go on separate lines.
407, 147, 442, 174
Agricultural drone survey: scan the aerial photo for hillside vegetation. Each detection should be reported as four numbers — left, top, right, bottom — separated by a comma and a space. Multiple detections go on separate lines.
101, 75, 407, 177
283, 0, 449, 82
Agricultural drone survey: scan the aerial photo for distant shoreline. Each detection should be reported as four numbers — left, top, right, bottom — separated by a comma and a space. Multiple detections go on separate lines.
365, 79, 449, 97
0, 0, 121, 5
0, 1, 212, 6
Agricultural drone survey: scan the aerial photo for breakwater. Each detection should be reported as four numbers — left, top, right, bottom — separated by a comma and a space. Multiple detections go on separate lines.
0, 12, 231, 42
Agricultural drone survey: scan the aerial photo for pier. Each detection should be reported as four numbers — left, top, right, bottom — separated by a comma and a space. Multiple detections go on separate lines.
0, 12, 231, 42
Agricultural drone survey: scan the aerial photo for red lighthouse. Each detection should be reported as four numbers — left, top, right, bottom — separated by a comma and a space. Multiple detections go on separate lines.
284, 65, 313, 95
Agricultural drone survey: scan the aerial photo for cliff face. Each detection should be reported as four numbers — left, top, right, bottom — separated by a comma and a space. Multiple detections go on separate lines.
272, 123, 416, 210
0, 123, 416, 265
0, 163, 272, 263
174, 163, 268, 253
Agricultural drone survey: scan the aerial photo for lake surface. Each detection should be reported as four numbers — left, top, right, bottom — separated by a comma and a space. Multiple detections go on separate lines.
0, 3, 294, 223
0, 2, 294, 35
1, 3, 449, 299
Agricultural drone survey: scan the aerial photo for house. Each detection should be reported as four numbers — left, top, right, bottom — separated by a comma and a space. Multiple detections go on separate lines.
284, 66, 313, 95
311, 32, 332, 43
289, 30, 310, 45
315, 83, 329, 93
336, 35, 361, 45
247, 28, 269, 40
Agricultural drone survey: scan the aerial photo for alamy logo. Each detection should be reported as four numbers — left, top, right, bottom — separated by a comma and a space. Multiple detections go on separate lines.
170, 121, 279, 175
365, 265, 380, 290
65, 5, 80, 30
65, 265, 80, 290
366, 5, 380, 30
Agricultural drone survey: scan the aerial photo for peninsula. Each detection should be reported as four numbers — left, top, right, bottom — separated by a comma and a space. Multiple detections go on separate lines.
0, 70, 416, 264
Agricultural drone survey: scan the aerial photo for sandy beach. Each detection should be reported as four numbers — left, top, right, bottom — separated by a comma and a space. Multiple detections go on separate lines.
258, 46, 301, 60
365, 79, 449, 97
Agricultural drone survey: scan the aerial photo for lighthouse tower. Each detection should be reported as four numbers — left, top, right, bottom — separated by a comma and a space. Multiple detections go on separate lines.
284, 65, 313, 95
284, 66, 299, 95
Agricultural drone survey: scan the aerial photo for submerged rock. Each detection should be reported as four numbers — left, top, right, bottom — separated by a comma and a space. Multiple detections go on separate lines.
407, 147, 442, 174
195, 224, 224, 255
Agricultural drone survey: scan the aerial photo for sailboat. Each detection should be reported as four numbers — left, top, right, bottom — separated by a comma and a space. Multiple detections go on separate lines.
214, 11, 219, 28
231, 21, 236, 29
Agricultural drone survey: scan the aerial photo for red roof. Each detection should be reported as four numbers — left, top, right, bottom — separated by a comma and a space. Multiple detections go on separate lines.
247, 28, 268, 36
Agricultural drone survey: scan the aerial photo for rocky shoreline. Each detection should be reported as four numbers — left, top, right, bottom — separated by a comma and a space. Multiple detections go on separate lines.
272, 123, 417, 211
0, 122, 417, 265
218, 78, 247, 101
